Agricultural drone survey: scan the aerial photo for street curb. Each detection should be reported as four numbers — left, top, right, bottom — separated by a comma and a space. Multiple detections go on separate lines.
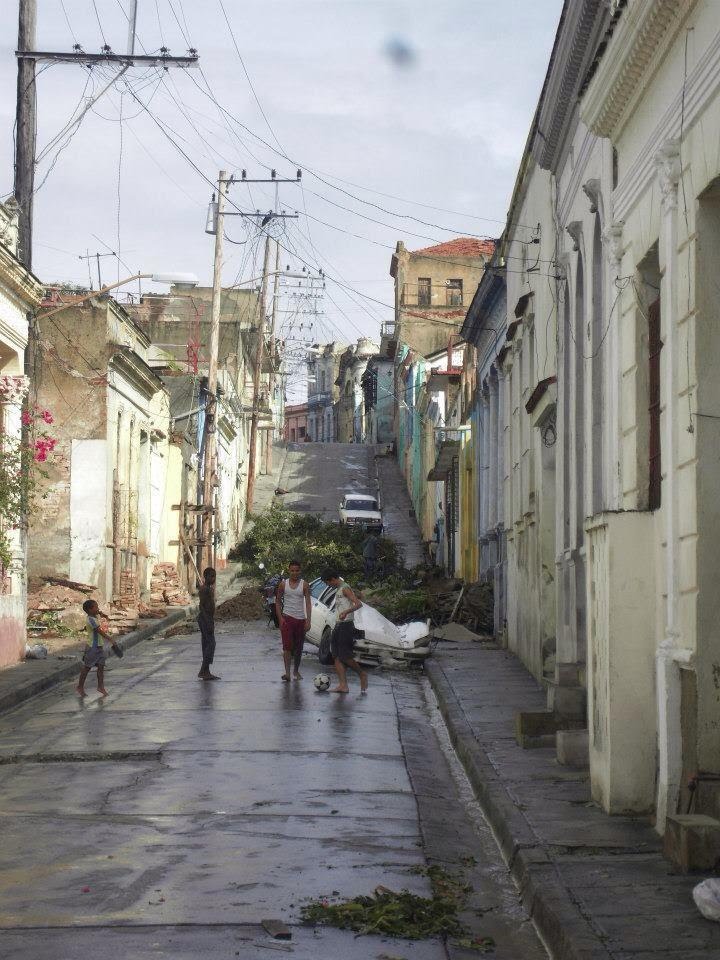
0, 607, 188, 717
425, 658, 613, 960
0, 569, 244, 718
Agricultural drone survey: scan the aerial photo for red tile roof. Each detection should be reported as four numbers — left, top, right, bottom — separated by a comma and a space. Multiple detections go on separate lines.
412, 237, 495, 259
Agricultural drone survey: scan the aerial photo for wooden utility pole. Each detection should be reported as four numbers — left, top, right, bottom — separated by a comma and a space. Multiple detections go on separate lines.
13, 1, 198, 271
246, 234, 273, 514
201, 171, 228, 571
15, 0, 37, 269
264, 241, 281, 475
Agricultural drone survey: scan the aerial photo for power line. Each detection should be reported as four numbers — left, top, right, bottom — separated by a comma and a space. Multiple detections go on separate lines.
215, 0, 285, 153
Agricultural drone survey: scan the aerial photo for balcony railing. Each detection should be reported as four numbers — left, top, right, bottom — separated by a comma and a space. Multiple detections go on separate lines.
307, 390, 332, 408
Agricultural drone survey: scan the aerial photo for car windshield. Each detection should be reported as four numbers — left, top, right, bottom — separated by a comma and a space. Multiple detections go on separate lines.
310, 579, 327, 600
345, 499, 378, 511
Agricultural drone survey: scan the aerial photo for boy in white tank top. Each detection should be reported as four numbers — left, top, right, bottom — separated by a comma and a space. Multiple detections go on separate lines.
275, 560, 311, 681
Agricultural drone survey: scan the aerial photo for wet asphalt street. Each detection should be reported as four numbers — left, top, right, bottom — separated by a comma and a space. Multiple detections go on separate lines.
0, 621, 546, 959
0, 443, 546, 958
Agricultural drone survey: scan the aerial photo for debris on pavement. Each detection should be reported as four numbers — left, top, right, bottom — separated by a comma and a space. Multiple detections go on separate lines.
433, 622, 487, 643
230, 505, 401, 584
24, 642, 48, 660
261, 919, 292, 939
300, 866, 472, 940
215, 586, 265, 621
694, 878, 720, 921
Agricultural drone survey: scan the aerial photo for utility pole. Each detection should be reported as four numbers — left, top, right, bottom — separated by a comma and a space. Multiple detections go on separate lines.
246, 234, 273, 514
264, 241, 281, 475
15, 0, 36, 269
201, 170, 229, 571
13, 1, 198, 271
229, 170, 301, 511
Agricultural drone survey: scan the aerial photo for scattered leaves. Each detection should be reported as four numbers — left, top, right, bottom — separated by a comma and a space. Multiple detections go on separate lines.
300, 866, 473, 941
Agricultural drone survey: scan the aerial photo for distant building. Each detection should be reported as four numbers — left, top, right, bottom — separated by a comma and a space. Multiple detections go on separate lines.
306, 342, 345, 442
335, 337, 379, 443
362, 321, 397, 445
390, 238, 494, 358
284, 403, 309, 443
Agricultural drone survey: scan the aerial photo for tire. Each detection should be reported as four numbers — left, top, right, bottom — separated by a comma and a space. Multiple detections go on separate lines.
318, 627, 334, 666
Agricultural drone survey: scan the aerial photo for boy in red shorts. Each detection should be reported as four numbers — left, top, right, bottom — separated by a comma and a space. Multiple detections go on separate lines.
275, 560, 311, 681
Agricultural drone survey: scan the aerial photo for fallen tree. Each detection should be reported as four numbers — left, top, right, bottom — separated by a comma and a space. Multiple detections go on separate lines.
229, 505, 402, 584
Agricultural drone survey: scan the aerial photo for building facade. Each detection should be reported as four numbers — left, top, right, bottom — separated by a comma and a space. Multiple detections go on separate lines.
460, 261, 508, 636
284, 403, 308, 443
0, 199, 44, 667
306, 342, 345, 442
29, 295, 173, 605
334, 337, 378, 443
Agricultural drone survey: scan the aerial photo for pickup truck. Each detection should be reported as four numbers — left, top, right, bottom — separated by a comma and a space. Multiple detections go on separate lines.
338, 493, 383, 533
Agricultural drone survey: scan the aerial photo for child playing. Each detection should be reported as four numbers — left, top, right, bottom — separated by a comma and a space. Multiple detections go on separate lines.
76, 599, 122, 698
198, 567, 220, 680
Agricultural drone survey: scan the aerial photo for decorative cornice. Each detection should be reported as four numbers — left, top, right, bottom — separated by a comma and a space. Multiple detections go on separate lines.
0, 244, 43, 308
109, 348, 164, 401
532, 0, 611, 172
613, 22, 720, 221
581, 0, 692, 139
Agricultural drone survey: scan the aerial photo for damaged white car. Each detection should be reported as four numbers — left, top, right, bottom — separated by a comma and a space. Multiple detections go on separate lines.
306, 578, 431, 666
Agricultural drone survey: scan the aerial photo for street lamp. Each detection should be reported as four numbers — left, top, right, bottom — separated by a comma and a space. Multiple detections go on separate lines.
38, 271, 199, 319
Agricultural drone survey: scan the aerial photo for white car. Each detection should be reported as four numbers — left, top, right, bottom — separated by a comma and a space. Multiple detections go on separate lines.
306, 578, 432, 666
338, 493, 383, 533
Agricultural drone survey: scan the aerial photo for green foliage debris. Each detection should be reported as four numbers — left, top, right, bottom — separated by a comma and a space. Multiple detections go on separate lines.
300, 887, 464, 939
230, 505, 402, 584
300, 866, 486, 943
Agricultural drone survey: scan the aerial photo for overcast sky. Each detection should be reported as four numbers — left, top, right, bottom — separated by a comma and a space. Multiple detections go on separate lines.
1, 0, 562, 359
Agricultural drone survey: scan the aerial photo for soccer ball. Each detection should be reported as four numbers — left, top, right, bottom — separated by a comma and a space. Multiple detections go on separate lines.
314, 673, 331, 691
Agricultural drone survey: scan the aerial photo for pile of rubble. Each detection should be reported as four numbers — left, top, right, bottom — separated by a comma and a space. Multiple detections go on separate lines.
423, 577, 494, 635
216, 586, 265, 621
150, 563, 191, 608
27, 577, 137, 638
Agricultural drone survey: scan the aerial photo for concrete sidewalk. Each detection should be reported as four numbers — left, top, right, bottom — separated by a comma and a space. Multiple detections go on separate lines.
0, 564, 242, 717
0, 445, 289, 718
427, 639, 720, 960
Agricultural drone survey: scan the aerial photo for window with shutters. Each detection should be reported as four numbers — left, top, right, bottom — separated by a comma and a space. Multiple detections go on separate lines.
446, 279, 463, 307
648, 297, 662, 510
418, 277, 431, 306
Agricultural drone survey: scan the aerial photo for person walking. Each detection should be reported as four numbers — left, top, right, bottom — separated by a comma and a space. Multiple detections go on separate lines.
76, 599, 122, 698
321, 569, 368, 694
198, 567, 219, 681
361, 532, 380, 578
275, 560, 311, 681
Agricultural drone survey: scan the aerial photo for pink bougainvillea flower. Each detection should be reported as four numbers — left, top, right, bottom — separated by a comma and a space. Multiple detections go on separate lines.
40, 410, 54, 424
21, 411, 32, 426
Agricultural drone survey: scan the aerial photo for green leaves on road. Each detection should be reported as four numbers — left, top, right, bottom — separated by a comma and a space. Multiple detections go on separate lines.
300, 866, 495, 948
